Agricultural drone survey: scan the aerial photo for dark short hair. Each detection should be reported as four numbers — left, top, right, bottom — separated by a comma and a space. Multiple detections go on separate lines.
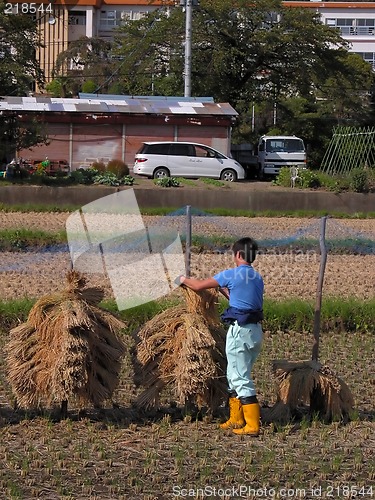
232, 237, 258, 263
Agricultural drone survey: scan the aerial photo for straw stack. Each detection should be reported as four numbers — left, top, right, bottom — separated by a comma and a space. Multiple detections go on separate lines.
5, 271, 126, 416
133, 287, 227, 412
267, 359, 354, 423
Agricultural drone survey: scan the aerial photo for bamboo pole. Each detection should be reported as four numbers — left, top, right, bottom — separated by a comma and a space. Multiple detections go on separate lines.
311, 216, 328, 362
185, 205, 192, 277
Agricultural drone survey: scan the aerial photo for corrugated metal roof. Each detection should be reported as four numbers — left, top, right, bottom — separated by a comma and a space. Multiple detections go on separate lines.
79, 94, 215, 102
0, 96, 237, 117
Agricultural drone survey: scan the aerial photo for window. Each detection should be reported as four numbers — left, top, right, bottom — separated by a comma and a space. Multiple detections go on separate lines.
195, 145, 212, 158
357, 19, 375, 35
284, 139, 304, 153
265, 139, 304, 153
100, 10, 123, 29
131, 11, 147, 21
326, 18, 375, 36
336, 18, 355, 36
168, 144, 192, 156
145, 144, 170, 155
194, 145, 225, 159
68, 12, 86, 26
266, 140, 282, 153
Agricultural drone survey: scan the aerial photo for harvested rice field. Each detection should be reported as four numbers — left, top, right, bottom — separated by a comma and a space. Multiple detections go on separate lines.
0, 212, 374, 302
0, 211, 374, 499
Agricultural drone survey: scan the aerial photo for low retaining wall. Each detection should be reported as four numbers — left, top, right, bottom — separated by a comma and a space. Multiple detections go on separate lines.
0, 185, 374, 214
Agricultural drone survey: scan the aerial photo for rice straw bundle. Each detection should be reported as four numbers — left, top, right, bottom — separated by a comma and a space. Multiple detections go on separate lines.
267, 217, 354, 423
267, 359, 354, 423
5, 271, 127, 416
133, 287, 227, 412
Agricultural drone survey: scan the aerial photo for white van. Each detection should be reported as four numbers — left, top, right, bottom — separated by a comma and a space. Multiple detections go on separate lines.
133, 141, 245, 182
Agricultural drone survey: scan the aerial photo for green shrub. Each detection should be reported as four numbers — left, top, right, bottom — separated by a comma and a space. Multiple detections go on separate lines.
81, 79, 97, 93
153, 177, 180, 187
93, 172, 121, 186
369, 167, 375, 192
40, 176, 75, 186
275, 168, 323, 189
19, 167, 31, 179
107, 159, 129, 178
91, 161, 106, 172
299, 169, 320, 189
69, 170, 84, 184
70, 168, 98, 185
122, 175, 135, 186
45, 79, 63, 97
313, 171, 355, 193
175, 177, 196, 186
349, 167, 369, 193
273, 167, 291, 187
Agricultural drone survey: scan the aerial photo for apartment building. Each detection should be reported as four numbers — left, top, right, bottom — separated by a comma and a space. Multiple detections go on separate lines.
7, 1, 375, 86
285, 2, 375, 69
12, 0, 174, 85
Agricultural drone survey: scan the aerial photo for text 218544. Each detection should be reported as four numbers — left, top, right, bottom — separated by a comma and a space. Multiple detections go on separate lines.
4, 3, 53, 14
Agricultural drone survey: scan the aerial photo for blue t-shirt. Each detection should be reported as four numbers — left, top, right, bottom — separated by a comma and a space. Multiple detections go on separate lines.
213, 264, 264, 311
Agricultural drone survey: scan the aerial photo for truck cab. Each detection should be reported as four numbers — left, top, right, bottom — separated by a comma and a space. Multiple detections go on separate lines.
257, 135, 306, 179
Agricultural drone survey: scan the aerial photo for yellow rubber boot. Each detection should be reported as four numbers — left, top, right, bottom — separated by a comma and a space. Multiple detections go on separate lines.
232, 403, 260, 436
219, 397, 245, 430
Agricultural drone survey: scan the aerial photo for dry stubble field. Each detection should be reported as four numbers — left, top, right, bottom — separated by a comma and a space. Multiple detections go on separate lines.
0, 211, 374, 499
0, 212, 374, 302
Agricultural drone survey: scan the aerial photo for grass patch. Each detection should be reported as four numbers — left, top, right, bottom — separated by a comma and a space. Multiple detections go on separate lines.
202, 208, 375, 219
1, 296, 373, 334
175, 177, 197, 187
263, 297, 375, 334
0, 298, 34, 330
0, 229, 66, 251
0, 203, 79, 213
0, 202, 374, 219
198, 177, 226, 187
102, 297, 180, 334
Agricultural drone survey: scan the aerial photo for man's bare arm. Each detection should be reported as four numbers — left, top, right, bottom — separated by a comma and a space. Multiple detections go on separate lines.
180, 276, 220, 291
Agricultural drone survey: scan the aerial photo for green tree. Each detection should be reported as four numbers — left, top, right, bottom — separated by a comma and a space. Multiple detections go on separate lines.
113, 0, 350, 103
263, 52, 374, 167
111, 8, 185, 96
110, 0, 373, 160
315, 53, 374, 126
81, 79, 97, 94
0, 2, 46, 161
0, 115, 48, 163
0, 3, 44, 95
53, 36, 116, 95
45, 79, 64, 97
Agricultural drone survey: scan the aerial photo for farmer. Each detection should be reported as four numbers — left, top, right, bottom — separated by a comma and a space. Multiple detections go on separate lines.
177, 237, 264, 436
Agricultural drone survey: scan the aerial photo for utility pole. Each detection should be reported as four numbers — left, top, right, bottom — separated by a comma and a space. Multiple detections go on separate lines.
184, 0, 193, 97
181, 0, 198, 97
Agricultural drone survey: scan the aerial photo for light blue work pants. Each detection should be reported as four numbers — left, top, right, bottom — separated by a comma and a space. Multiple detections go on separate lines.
225, 321, 263, 399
